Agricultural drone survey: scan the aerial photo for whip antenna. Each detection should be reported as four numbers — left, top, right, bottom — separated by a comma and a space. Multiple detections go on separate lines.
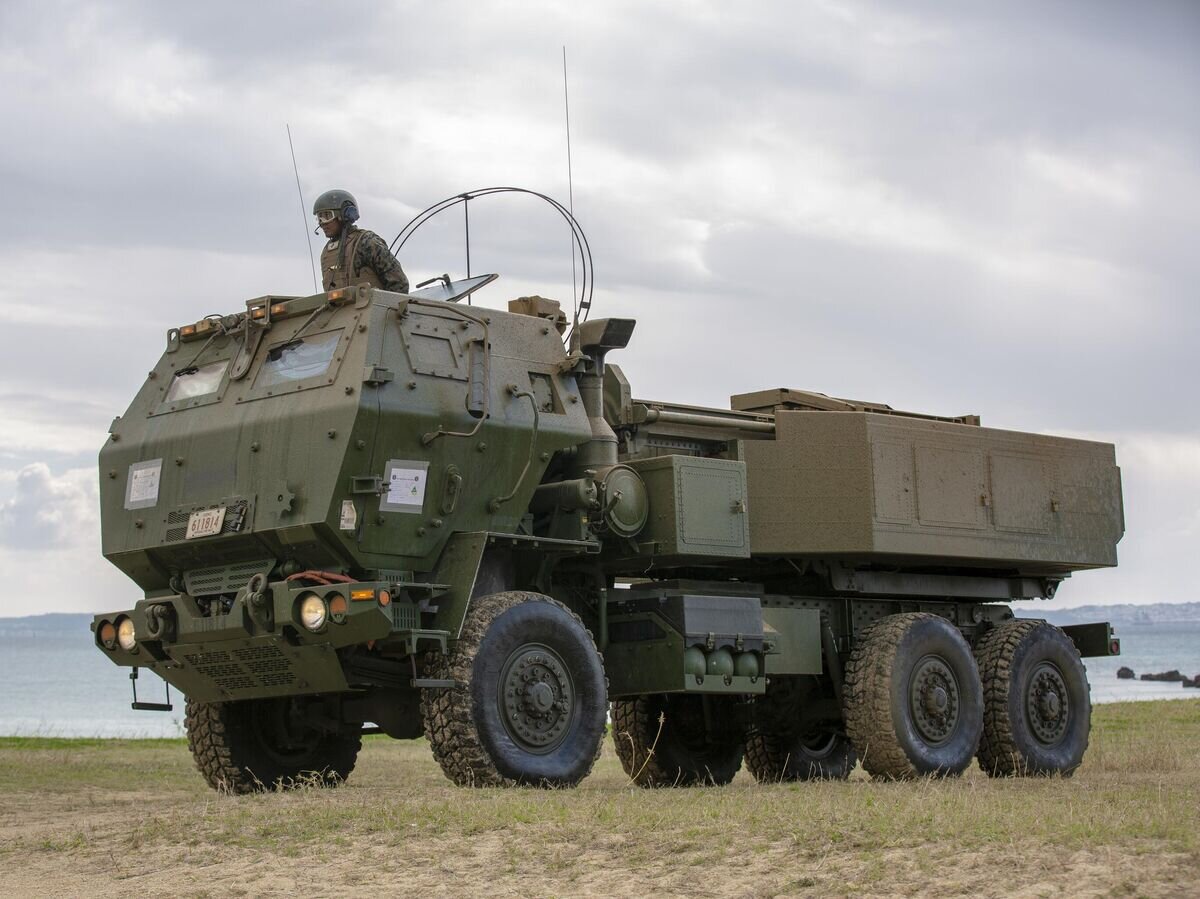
563, 47, 579, 327
286, 124, 319, 294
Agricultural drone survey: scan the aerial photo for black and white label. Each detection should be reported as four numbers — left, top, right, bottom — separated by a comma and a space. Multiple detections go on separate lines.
379, 460, 429, 513
125, 459, 163, 510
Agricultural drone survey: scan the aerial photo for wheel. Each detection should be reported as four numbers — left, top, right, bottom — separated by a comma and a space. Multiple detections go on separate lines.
745, 677, 856, 782
746, 728, 856, 782
843, 612, 983, 780
421, 591, 607, 787
975, 619, 1091, 777
185, 696, 361, 794
611, 694, 744, 787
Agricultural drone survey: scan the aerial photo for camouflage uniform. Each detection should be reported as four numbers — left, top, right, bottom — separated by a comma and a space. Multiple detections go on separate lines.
320, 225, 409, 293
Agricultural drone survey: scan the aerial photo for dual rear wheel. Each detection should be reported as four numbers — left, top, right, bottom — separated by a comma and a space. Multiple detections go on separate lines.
974, 618, 1091, 776
843, 613, 1090, 779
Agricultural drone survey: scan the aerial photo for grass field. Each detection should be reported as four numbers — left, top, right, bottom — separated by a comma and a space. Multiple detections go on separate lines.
2, 699, 1197, 898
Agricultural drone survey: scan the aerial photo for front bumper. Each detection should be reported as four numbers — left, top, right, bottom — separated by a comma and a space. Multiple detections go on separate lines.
92, 580, 446, 703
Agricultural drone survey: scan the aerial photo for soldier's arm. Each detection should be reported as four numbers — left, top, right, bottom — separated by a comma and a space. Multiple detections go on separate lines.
359, 233, 410, 293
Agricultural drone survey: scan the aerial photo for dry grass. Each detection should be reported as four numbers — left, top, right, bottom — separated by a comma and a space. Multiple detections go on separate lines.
1, 700, 1197, 898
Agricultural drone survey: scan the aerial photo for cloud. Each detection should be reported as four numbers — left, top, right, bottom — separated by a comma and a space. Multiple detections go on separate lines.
0, 0, 1195, 612
0, 463, 98, 551
1024, 147, 1138, 206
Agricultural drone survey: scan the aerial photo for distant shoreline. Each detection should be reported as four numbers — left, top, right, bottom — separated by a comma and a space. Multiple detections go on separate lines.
4, 604, 1200, 627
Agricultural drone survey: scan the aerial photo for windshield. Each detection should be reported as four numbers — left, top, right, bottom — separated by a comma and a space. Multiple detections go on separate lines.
256, 330, 342, 388
165, 360, 228, 402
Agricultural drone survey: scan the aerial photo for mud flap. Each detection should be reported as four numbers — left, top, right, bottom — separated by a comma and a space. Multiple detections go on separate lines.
427, 532, 493, 640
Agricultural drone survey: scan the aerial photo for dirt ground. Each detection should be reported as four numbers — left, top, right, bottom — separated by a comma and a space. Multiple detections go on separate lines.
3, 700, 1198, 898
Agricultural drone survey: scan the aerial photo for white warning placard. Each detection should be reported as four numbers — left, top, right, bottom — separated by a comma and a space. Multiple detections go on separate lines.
125, 459, 163, 510
380, 460, 429, 513
339, 499, 358, 530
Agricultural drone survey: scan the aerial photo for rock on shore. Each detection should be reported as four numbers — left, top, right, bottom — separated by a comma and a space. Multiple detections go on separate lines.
1135, 669, 1200, 687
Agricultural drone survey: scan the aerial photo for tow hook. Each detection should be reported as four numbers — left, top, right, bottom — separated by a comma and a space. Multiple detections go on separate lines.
143, 603, 175, 641
246, 573, 272, 628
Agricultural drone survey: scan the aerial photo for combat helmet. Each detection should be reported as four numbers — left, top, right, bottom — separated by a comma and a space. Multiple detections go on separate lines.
313, 189, 360, 224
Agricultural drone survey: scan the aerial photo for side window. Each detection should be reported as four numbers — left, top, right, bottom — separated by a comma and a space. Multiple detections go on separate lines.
165, 360, 229, 402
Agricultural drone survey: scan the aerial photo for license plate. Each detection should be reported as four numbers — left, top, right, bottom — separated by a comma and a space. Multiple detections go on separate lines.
186, 506, 227, 539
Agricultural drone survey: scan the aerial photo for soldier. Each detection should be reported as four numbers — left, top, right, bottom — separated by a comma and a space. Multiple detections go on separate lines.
313, 189, 410, 293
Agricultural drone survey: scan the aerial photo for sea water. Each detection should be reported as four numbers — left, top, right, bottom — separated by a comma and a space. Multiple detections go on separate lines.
0, 615, 1197, 739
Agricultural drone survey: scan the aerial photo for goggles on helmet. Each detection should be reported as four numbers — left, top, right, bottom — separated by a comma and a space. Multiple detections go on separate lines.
315, 209, 339, 224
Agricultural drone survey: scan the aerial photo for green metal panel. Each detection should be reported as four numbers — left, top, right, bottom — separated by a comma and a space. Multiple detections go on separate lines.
1059, 621, 1121, 658
428, 531, 490, 640
604, 581, 766, 696
741, 411, 1123, 573
99, 289, 594, 591
627, 455, 750, 560
761, 607, 823, 675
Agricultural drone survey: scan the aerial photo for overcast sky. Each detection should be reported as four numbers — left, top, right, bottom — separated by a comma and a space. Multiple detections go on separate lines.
0, 0, 1196, 616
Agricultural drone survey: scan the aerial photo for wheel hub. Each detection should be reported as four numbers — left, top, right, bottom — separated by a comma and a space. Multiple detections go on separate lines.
909, 656, 960, 745
798, 730, 839, 759
499, 643, 575, 753
925, 685, 949, 715
1027, 662, 1070, 744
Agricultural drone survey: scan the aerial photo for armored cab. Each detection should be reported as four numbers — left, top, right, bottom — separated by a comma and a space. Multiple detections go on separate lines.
93, 279, 1123, 792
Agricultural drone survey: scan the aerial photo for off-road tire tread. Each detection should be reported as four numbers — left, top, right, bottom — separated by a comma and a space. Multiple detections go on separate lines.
844, 612, 960, 780
421, 591, 605, 788
184, 698, 361, 794
611, 695, 696, 788
974, 618, 1090, 777
745, 678, 856, 782
611, 695, 744, 788
744, 729, 855, 783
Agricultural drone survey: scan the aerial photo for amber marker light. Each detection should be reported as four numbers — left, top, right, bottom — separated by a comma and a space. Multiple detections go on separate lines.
251, 307, 267, 320
180, 324, 197, 337
99, 620, 117, 650
270, 303, 288, 316
329, 288, 347, 303
350, 588, 376, 602
378, 590, 391, 607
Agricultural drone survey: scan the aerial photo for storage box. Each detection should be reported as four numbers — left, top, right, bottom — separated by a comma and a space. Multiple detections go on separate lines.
739, 411, 1123, 573
627, 456, 751, 560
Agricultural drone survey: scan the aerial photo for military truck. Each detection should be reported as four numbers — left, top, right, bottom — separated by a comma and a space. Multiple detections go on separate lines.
92, 275, 1123, 791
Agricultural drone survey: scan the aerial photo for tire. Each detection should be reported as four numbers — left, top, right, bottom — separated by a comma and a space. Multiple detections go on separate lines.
975, 619, 1091, 777
745, 677, 856, 782
611, 694, 744, 787
745, 728, 856, 782
421, 591, 607, 787
843, 612, 983, 780
185, 696, 361, 794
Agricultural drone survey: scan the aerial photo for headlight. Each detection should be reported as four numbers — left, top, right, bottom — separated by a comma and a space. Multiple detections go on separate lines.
117, 617, 137, 652
299, 593, 327, 631
98, 620, 117, 650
